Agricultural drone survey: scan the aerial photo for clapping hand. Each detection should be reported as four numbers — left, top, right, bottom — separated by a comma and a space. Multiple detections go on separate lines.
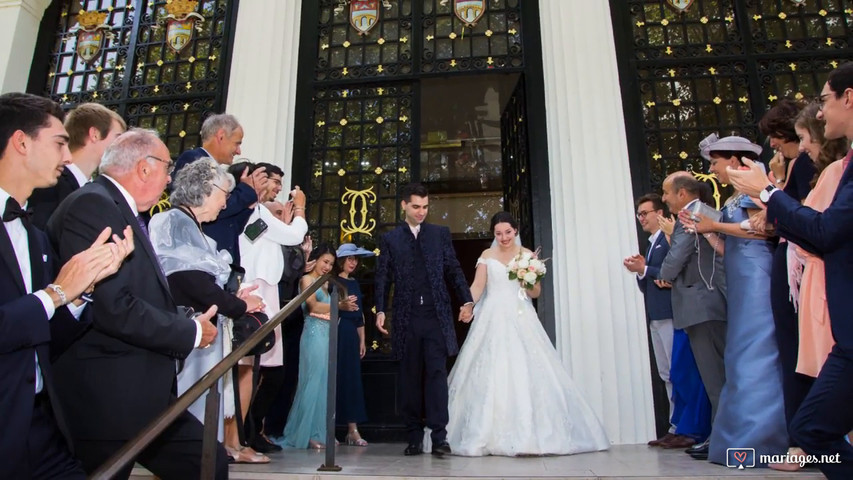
658, 214, 676, 237
623, 254, 646, 274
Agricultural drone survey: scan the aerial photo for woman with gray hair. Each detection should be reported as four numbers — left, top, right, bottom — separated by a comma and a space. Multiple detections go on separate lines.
149, 157, 269, 464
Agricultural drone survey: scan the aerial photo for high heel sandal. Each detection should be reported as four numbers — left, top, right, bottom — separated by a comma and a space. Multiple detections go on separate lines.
346, 431, 368, 447
308, 439, 326, 450
225, 445, 270, 464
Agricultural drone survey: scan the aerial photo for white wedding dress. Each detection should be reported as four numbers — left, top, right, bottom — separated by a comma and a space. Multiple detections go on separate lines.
443, 257, 610, 456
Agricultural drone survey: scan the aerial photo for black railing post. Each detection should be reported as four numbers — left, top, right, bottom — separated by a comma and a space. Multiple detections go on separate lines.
200, 382, 220, 479
318, 281, 342, 472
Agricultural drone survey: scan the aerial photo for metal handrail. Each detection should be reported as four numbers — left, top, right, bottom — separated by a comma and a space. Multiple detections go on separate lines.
90, 272, 345, 479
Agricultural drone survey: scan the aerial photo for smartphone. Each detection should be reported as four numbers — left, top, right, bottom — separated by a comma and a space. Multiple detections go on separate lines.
244, 217, 268, 241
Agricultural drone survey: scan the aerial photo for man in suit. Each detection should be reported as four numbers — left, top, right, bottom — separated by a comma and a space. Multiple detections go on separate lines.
659, 172, 727, 460
0, 92, 131, 479
623, 193, 685, 447
173, 114, 267, 263
29, 103, 126, 229
47, 128, 229, 479
728, 62, 853, 479
375, 183, 474, 456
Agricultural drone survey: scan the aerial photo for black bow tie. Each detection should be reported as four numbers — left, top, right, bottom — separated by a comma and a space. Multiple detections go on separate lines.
3, 197, 31, 223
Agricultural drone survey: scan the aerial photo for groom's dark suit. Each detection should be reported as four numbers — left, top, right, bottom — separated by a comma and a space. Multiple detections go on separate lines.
47, 176, 227, 479
375, 222, 472, 445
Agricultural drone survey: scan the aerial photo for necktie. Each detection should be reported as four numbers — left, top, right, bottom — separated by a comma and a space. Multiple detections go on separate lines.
136, 215, 149, 237
3, 197, 31, 224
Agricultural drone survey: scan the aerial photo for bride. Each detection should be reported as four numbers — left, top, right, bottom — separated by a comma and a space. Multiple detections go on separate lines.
443, 211, 610, 456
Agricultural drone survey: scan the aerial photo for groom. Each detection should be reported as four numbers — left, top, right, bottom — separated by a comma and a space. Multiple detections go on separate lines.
375, 183, 474, 456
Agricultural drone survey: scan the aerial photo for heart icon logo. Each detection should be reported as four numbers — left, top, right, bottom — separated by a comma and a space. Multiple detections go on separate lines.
733, 451, 747, 464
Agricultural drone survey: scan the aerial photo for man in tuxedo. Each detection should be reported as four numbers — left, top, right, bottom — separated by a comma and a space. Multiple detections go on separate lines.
659, 172, 727, 460
375, 183, 474, 456
623, 193, 684, 447
47, 128, 229, 479
0, 92, 131, 479
29, 103, 126, 229
173, 114, 267, 263
729, 62, 853, 479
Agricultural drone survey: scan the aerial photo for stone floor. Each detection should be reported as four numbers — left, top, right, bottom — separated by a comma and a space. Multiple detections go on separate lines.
132, 443, 826, 479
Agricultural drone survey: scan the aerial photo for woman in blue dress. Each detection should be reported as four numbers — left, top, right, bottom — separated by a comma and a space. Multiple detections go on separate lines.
334, 243, 375, 446
280, 243, 337, 449
686, 135, 788, 466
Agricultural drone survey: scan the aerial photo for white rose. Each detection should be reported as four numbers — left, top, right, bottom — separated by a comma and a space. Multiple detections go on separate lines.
518, 258, 530, 269
523, 271, 538, 285
530, 259, 543, 271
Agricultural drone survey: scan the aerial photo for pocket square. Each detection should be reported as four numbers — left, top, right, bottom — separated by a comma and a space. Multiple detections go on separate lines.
42, 254, 48, 262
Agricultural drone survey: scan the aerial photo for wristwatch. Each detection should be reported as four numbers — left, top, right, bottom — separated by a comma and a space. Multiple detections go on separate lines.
759, 184, 779, 203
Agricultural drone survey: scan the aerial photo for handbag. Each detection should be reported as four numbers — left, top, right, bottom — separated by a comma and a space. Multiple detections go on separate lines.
231, 311, 275, 356
225, 264, 276, 356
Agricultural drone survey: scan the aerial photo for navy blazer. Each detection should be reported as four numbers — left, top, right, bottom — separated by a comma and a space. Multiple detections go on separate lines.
28, 166, 80, 230
0, 221, 75, 478
637, 232, 674, 322
47, 176, 198, 442
375, 223, 473, 360
768, 152, 853, 348
175, 147, 257, 263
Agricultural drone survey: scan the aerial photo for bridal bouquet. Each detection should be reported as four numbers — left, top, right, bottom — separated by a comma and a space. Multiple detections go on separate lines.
507, 249, 547, 289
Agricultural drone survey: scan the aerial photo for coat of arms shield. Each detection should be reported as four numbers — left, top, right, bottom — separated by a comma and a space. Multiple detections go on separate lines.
76, 29, 103, 64
350, 0, 379, 36
454, 0, 486, 27
166, 17, 195, 53
665, 0, 694, 13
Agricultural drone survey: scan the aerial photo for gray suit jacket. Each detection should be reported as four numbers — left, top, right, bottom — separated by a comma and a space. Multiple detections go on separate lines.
659, 219, 727, 329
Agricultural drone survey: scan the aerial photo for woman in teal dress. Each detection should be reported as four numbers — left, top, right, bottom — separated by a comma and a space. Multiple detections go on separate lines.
280, 244, 337, 449
687, 136, 787, 466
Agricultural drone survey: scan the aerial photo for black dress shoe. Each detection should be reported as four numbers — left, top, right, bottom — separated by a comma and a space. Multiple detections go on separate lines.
432, 441, 452, 456
687, 442, 709, 460
251, 435, 283, 454
404, 444, 423, 456
685, 440, 709, 454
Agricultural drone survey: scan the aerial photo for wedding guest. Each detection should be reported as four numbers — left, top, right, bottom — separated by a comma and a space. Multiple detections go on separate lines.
755, 100, 818, 456
659, 172, 727, 460
685, 135, 788, 466
279, 244, 337, 449
767, 104, 850, 471
0, 92, 131, 479
239, 173, 308, 454
335, 243, 375, 446
148, 157, 267, 464
727, 62, 853, 479
29, 102, 126, 229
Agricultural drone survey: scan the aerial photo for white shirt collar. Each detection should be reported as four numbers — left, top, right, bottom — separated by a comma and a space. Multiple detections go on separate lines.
684, 198, 699, 211
648, 228, 662, 246
65, 163, 89, 187
408, 223, 420, 237
0, 185, 14, 215
101, 174, 139, 214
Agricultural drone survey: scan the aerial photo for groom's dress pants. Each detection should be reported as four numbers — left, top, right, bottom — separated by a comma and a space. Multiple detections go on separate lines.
400, 305, 449, 445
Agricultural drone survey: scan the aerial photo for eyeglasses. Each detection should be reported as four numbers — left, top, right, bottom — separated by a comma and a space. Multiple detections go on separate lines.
636, 210, 655, 220
147, 155, 175, 175
211, 183, 231, 199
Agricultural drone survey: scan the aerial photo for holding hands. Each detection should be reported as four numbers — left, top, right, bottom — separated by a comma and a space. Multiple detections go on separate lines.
458, 303, 474, 323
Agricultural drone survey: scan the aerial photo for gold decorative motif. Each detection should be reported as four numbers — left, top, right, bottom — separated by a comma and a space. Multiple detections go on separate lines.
398, 166, 408, 173
739, 96, 748, 103
374, 167, 383, 174
340, 186, 377, 238
660, 19, 669, 26
208, 54, 217, 61
376, 87, 384, 95
314, 170, 323, 177
400, 36, 408, 43
768, 94, 778, 101
665, 46, 673, 55
724, 15, 734, 22
679, 151, 688, 159
377, 64, 384, 72
778, 12, 787, 19
342, 67, 349, 76
77, 10, 108, 28
338, 169, 346, 176
92, 91, 99, 99
448, 32, 457, 39
426, 34, 434, 41
789, 62, 797, 71
487, 57, 494, 65
700, 16, 708, 24
830, 60, 839, 68
153, 85, 160, 93
668, 69, 676, 77
161, 0, 204, 54
785, 40, 793, 49
74, 10, 113, 64
636, 21, 645, 27
705, 44, 713, 53
66, 69, 74, 76
672, 99, 681, 106
375, 116, 384, 124
188, 56, 195, 63
61, 94, 69, 102
371, 340, 379, 351
752, 14, 762, 20
713, 97, 721, 104
151, 106, 158, 112
317, 120, 326, 127
137, 62, 144, 69
343, 40, 351, 48
183, 103, 190, 110
825, 38, 834, 46
179, 130, 186, 137
485, 29, 493, 37
339, 118, 348, 126
157, 60, 164, 66
342, 90, 349, 98
399, 115, 408, 122
818, 9, 827, 16
149, 191, 172, 216
450, 59, 457, 67
377, 37, 385, 45
373, 248, 381, 256
652, 153, 662, 160
185, 81, 192, 91
794, 92, 804, 100
691, 171, 723, 209
321, 43, 329, 50
95, 66, 103, 72
646, 101, 656, 107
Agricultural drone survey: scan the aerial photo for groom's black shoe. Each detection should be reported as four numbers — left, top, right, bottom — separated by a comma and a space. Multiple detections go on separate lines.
432, 441, 452, 456
404, 443, 423, 456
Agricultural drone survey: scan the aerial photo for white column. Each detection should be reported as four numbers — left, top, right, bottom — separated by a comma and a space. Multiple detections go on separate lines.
0, 0, 51, 93
225, 0, 302, 186
539, 0, 655, 445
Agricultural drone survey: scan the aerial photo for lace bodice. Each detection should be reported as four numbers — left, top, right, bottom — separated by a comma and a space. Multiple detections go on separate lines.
477, 257, 533, 305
